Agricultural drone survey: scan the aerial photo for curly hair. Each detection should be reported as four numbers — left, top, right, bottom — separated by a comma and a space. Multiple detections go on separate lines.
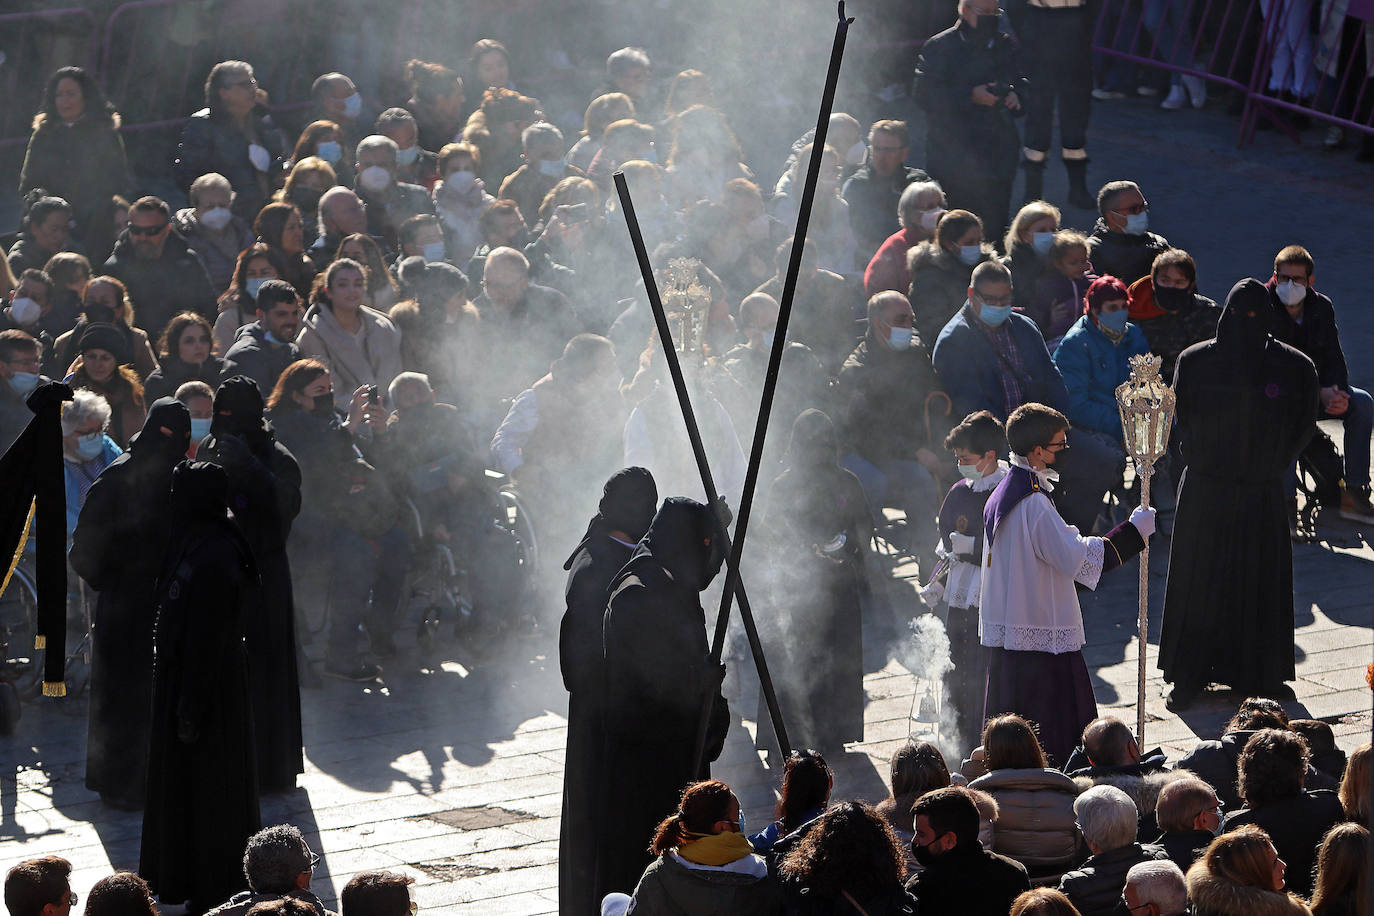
156, 312, 213, 360
1226, 697, 1290, 735
84, 872, 155, 916
649, 780, 734, 854
778, 801, 905, 897
1238, 729, 1308, 809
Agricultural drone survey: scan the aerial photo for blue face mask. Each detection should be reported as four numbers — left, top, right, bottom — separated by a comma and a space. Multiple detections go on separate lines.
342, 92, 363, 120
395, 144, 420, 167
538, 157, 565, 178
979, 303, 1012, 327
958, 244, 983, 266
8, 372, 40, 397
422, 241, 447, 263
1032, 232, 1055, 255
75, 432, 104, 460
1119, 211, 1149, 235
1097, 308, 1130, 335
316, 140, 342, 164
888, 326, 914, 350
190, 417, 213, 442
246, 277, 269, 300
264, 329, 285, 346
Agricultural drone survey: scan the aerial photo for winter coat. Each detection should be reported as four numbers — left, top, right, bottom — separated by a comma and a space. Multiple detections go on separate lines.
6, 232, 84, 277
1177, 731, 1339, 813
1085, 219, 1170, 286
785, 884, 918, 916
1053, 313, 1151, 440
838, 334, 949, 463
204, 889, 335, 916
1155, 829, 1214, 874
1186, 868, 1313, 916
1266, 282, 1349, 390
1028, 272, 1092, 347
932, 306, 1069, 422
19, 111, 131, 252
969, 767, 1083, 877
1067, 752, 1185, 841
54, 319, 157, 381
1225, 790, 1345, 899
223, 322, 301, 397
627, 852, 783, 915
172, 207, 254, 294
1058, 843, 1171, 916
865, 227, 922, 298
172, 107, 289, 222
143, 355, 233, 403
907, 241, 991, 346
295, 302, 403, 413
1128, 280, 1221, 384
103, 229, 217, 340
1003, 241, 1051, 312
842, 163, 930, 255
906, 844, 1031, 916
358, 179, 435, 253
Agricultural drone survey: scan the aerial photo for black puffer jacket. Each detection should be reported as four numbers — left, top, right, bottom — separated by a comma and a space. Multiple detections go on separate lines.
907, 241, 991, 345
1177, 730, 1339, 812
172, 107, 289, 221
1085, 218, 1170, 286
103, 228, 217, 340
1058, 843, 1171, 916
1224, 790, 1344, 899
1266, 281, 1349, 390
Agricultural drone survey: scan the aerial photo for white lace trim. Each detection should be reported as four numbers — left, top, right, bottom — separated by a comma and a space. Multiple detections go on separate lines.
981, 622, 1084, 654
1075, 538, 1104, 590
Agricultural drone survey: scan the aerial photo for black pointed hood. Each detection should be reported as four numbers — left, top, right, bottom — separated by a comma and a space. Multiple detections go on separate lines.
563, 467, 659, 570
1216, 278, 1276, 354
130, 397, 191, 461
619, 497, 724, 592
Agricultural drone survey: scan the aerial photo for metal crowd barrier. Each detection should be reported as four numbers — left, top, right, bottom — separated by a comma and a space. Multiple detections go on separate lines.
0, 8, 98, 151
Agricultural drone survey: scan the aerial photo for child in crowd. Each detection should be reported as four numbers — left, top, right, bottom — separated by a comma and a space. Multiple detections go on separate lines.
1027, 231, 1095, 351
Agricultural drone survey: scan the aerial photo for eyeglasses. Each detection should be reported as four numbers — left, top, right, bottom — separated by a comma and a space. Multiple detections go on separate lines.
1121, 896, 1151, 912
228, 78, 258, 90
975, 291, 1014, 308
1112, 201, 1150, 216
128, 223, 168, 237
64, 892, 79, 907
1044, 437, 1070, 452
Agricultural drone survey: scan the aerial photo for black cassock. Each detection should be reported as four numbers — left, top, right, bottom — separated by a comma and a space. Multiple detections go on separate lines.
69, 398, 191, 808
198, 377, 304, 793
757, 409, 872, 754
140, 462, 260, 913
1161, 279, 1319, 694
598, 498, 729, 899
558, 467, 658, 916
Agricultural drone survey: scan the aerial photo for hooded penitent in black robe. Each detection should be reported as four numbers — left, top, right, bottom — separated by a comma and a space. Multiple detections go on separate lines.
756, 410, 872, 754
1160, 279, 1319, 697
140, 461, 260, 913
598, 497, 731, 899
197, 376, 304, 792
558, 467, 659, 916
70, 397, 191, 808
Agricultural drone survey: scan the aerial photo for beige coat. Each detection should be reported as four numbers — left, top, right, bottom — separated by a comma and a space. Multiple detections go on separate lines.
295, 302, 402, 412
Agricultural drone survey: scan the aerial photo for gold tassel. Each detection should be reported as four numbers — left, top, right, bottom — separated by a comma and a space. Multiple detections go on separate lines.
42, 681, 66, 698
34, 635, 45, 649
0, 500, 35, 599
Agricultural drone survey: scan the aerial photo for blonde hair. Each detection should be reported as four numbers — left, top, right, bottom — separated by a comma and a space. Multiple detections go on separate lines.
1005, 200, 1061, 254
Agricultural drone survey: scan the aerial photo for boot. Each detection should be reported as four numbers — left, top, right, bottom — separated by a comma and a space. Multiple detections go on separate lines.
1022, 158, 1046, 203
1064, 158, 1095, 210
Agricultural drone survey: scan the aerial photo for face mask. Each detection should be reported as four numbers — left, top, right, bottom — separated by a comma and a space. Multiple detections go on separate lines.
745, 213, 770, 242
200, 206, 233, 231
1097, 308, 1130, 336
1153, 285, 1192, 313
538, 157, 565, 178
447, 169, 478, 193
246, 277, 269, 300
395, 144, 420, 167
190, 417, 212, 442
422, 241, 447, 263
888, 326, 914, 350
1277, 279, 1306, 307
979, 303, 1012, 327
315, 140, 342, 164
1032, 232, 1055, 255
247, 142, 271, 172
359, 165, 392, 193
342, 92, 363, 120
75, 432, 104, 459
1118, 211, 1149, 235
310, 394, 336, 418
959, 462, 985, 482
289, 186, 323, 211
845, 140, 867, 166
264, 329, 286, 346
972, 12, 999, 39
912, 838, 941, 867
84, 305, 116, 325
10, 296, 41, 326
958, 244, 983, 266
920, 208, 944, 232
8, 372, 40, 396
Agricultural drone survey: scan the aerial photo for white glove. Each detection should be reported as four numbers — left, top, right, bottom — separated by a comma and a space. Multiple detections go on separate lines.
949, 532, 976, 555
918, 580, 945, 609
1129, 505, 1156, 538
248, 142, 271, 172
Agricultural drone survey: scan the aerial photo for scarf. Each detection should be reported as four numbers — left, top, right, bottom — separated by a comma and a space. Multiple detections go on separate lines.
677, 830, 755, 866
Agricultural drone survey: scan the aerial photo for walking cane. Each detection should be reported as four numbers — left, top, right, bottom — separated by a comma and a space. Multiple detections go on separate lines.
1115, 354, 1175, 747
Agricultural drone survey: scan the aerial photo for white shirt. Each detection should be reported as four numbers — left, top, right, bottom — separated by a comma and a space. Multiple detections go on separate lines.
942, 461, 1008, 610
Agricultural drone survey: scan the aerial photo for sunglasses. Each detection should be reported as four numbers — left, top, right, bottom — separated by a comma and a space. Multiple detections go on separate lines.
128, 223, 168, 237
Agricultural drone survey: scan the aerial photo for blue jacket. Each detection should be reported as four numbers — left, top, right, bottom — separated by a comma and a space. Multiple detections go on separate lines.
1052, 314, 1149, 440
64, 436, 122, 537
932, 305, 1069, 422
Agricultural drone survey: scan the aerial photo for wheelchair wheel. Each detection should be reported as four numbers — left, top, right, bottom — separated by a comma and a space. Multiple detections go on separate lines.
0, 563, 44, 700
496, 486, 539, 574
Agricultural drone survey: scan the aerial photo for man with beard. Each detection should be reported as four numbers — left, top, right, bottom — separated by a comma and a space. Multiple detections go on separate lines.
70, 396, 191, 810
557, 467, 658, 916
140, 461, 259, 914
598, 498, 731, 900
197, 376, 304, 793
1160, 279, 1319, 710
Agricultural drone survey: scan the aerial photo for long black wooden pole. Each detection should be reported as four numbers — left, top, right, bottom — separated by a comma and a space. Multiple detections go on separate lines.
611, 171, 792, 769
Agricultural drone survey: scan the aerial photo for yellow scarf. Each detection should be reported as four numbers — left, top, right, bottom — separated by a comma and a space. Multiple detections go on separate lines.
677, 830, 755, 867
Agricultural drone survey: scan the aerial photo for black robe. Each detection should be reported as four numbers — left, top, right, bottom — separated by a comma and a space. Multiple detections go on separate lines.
69, 398, 191, 807
140, 462, 260, 913
598, 498, 729, 899
197, 377, 304, 793
1160, 279, 1319, 692
756, 409, 872, 753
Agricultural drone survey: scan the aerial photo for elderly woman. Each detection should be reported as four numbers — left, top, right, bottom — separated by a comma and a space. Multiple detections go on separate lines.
865, 180, 946, 298
61, 389, 121, 536
908, 209, 992, 345
172, 60, 288, 221
172, 172, 254, 294
276, 157, 338, 249
1058, 786, 1171, 916
1186, 826, 1312, 916
143, 312, 231, 402
68, 323, 147, 448
53, 276, 157, 379
296, 259, 403, 412
1003, 201, 1061, 311
254, 202, 317, 300
7, 193, 81, 276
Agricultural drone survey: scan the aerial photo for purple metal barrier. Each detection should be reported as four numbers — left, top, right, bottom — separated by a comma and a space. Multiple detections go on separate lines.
0, 8, 99, 150
1091, 0, 1259, 94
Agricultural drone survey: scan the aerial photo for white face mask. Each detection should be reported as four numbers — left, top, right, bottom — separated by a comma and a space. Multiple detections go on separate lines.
845, 140, 867, 166
342, 92, 363, 119
247, 142, 271, 172
359, 165, 392, 193
395, 144, 420, 167
422, 241, 447, 262
200, 206, 233, 231
1277, 279, 1306, 307
888, 326, 914, 350
10, 296, 42, 326
920, 208, 944, 232
538, 157, 565, 178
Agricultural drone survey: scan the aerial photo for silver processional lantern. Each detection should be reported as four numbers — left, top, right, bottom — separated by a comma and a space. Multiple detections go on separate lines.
1114, 353, 1176, 749
662, 257, 712, 361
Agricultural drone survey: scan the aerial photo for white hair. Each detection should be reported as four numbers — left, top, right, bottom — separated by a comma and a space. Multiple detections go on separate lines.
61, 389, 111, 437
189, 172, 233, 208
898, 180, 946, 229
1126, 861, 1188, 916
484, 246, 530, 276
355, 134, 398, 163
607, 47, 651, 75
1073, 785, 1139, 852
318, 187, 359, 239
388, 371, 433, 406
521, 121, 564, 151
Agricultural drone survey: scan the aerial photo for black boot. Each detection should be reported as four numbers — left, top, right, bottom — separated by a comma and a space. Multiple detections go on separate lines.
1064, 158, 1095, 209
1022, 158, 1046, 203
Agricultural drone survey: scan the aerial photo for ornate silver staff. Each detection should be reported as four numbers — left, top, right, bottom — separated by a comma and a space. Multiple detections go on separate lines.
1115, 354, 1175, 747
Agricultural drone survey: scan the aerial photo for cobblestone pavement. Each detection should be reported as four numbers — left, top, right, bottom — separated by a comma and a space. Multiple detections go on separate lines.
3, 90, 1374, 915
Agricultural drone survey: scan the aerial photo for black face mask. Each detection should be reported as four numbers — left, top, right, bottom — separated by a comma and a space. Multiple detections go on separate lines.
1153, 285, 1193, 313
912, 839, 941, 867
289, 186, 324, 211
309, 394, 336, 419
84, 305, 116, 325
